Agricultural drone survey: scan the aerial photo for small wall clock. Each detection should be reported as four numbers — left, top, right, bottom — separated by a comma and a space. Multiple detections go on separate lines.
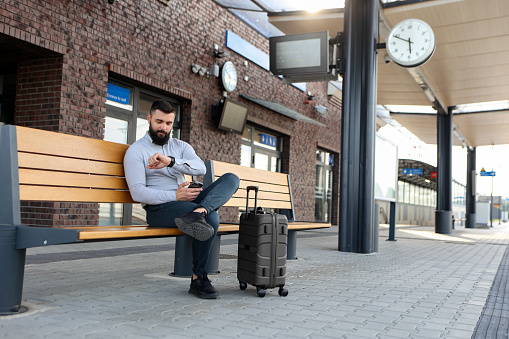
221, 61, 238, 92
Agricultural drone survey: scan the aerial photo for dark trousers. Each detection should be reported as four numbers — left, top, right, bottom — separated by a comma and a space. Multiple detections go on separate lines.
144, 173, 240, 276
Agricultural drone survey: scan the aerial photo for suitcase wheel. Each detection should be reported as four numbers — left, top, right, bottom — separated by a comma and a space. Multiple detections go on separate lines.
239, 281, 247, 290
257, 288, 266, 298
278, 287, 288, 297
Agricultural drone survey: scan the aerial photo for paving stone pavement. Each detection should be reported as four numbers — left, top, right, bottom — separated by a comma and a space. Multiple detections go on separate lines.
1, 223, 509, 338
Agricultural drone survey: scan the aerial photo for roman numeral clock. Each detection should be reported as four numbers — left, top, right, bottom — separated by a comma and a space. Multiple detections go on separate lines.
386, 19, 436, 68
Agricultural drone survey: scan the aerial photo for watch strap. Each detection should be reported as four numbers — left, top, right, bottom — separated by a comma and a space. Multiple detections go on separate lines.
167, 156, 175, 168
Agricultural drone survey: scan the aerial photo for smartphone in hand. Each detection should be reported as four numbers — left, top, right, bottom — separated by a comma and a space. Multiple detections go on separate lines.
188, 180, 203, 188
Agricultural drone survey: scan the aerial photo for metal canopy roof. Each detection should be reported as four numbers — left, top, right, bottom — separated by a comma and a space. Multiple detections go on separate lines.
398, 159, 437, 190
263, 0, 509, 147
240, 94, 326, 126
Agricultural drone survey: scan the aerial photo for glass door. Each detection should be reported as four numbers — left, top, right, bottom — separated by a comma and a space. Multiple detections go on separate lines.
315, 149, 333, 222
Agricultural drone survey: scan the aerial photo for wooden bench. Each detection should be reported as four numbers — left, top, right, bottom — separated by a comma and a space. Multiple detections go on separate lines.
0, 125, 330, 314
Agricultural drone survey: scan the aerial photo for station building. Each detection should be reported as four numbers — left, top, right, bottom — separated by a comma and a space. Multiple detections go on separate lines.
0, 0, 342, 227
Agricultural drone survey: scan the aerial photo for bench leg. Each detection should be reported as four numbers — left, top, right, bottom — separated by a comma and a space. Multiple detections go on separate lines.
172, 235, 221, 277
205, 235, 221, 274
287, 230, 297, 260
172, 236, 193, 277
0, 225, 29, 315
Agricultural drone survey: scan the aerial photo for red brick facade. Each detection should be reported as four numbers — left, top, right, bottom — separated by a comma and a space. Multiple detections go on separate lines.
0, 0, 341, 226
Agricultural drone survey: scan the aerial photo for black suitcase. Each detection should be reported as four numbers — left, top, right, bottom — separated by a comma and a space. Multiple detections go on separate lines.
237, 186, 289, 297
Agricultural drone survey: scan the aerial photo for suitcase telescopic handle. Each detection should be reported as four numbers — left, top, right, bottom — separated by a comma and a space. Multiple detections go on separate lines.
246, 186, 259, 213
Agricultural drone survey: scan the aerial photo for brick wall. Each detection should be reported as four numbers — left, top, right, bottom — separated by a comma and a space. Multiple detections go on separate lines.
1, 0, 341, 226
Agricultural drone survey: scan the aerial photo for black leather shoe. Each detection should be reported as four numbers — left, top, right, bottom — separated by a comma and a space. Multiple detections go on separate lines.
175, 212, 214, 241
189, 273, 219, 299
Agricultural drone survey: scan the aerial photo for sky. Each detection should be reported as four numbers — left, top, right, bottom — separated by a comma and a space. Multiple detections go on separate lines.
378, 124, 509, 198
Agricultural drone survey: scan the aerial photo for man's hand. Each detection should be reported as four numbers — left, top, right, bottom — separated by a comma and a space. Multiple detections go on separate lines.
146, 153, 172, 169
176, 182, 203, 201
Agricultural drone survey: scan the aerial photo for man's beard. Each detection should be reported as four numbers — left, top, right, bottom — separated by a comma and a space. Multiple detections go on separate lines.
148, 125, 171, 146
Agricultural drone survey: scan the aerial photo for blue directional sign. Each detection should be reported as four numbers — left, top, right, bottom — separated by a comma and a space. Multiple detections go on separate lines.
107, 83, 130, 105
260, 133, 277, 148
480, 171, 496, 177
402, 168, 423, 175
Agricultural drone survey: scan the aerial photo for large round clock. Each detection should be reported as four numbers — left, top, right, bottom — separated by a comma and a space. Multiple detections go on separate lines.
221, 61, 238, 92
386, 19, 436, 68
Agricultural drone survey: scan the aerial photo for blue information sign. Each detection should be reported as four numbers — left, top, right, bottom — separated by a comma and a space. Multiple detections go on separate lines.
107, 83, 130, 105
480, 171, 496, 177
260, 133, 277, 148
402, 168, 423, 175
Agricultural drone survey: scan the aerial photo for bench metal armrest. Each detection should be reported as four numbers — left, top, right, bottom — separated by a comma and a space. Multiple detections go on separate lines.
15, 225, 82, 249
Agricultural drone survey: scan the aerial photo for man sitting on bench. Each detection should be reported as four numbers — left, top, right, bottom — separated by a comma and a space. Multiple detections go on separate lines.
124, 99, 239, 299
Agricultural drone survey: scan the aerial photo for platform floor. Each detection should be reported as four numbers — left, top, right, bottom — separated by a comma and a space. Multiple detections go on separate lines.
1, 222, 509, 338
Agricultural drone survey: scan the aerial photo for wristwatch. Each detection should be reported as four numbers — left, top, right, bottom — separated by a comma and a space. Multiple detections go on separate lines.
167, 156, 175, 168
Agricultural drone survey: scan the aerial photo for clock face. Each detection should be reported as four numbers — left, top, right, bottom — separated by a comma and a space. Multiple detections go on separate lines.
386, 19, 436, 68
221, 61, 237, 92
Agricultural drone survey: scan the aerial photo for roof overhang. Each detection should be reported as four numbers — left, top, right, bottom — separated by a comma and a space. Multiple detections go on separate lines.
390, 109, 509, 147
267, 0, 509, 147
240, 94, 326, 127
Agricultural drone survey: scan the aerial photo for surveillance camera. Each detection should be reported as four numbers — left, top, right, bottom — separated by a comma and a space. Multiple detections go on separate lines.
315, 105, 329, 116
384, 54, 392, 64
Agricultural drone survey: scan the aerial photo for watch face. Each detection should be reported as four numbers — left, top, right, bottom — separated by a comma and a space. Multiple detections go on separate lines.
221, 61, 237, 92
386, 19, 436, 68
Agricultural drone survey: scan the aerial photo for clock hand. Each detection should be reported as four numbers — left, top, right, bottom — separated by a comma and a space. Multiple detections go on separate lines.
394, 36, 410, 43
408, 37, 412, 53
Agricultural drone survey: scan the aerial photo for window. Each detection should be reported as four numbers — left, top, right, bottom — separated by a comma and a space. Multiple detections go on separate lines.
315, 149, 334, 222
408, 184, 415, 204
241, 125, 282, 172
397, 181, 404, 203
102, 79, 181, 226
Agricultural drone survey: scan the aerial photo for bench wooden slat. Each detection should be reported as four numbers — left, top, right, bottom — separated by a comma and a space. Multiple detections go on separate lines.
19, 169, 129, 190
223, 197, 292, 209
288, 221, 332, 230
217, 222, 331, 231
16, 126, 129, 163
18, 152, 125, 176
212, 161, 289, 186
232, 189, 291, 203
20, 186, 134, 203
63, 226, 183, 240
237, 181, 290, 194
63, 224, 242, 240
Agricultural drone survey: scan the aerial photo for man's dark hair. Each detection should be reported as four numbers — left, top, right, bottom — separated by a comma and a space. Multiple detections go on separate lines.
150, 99, 175, 115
